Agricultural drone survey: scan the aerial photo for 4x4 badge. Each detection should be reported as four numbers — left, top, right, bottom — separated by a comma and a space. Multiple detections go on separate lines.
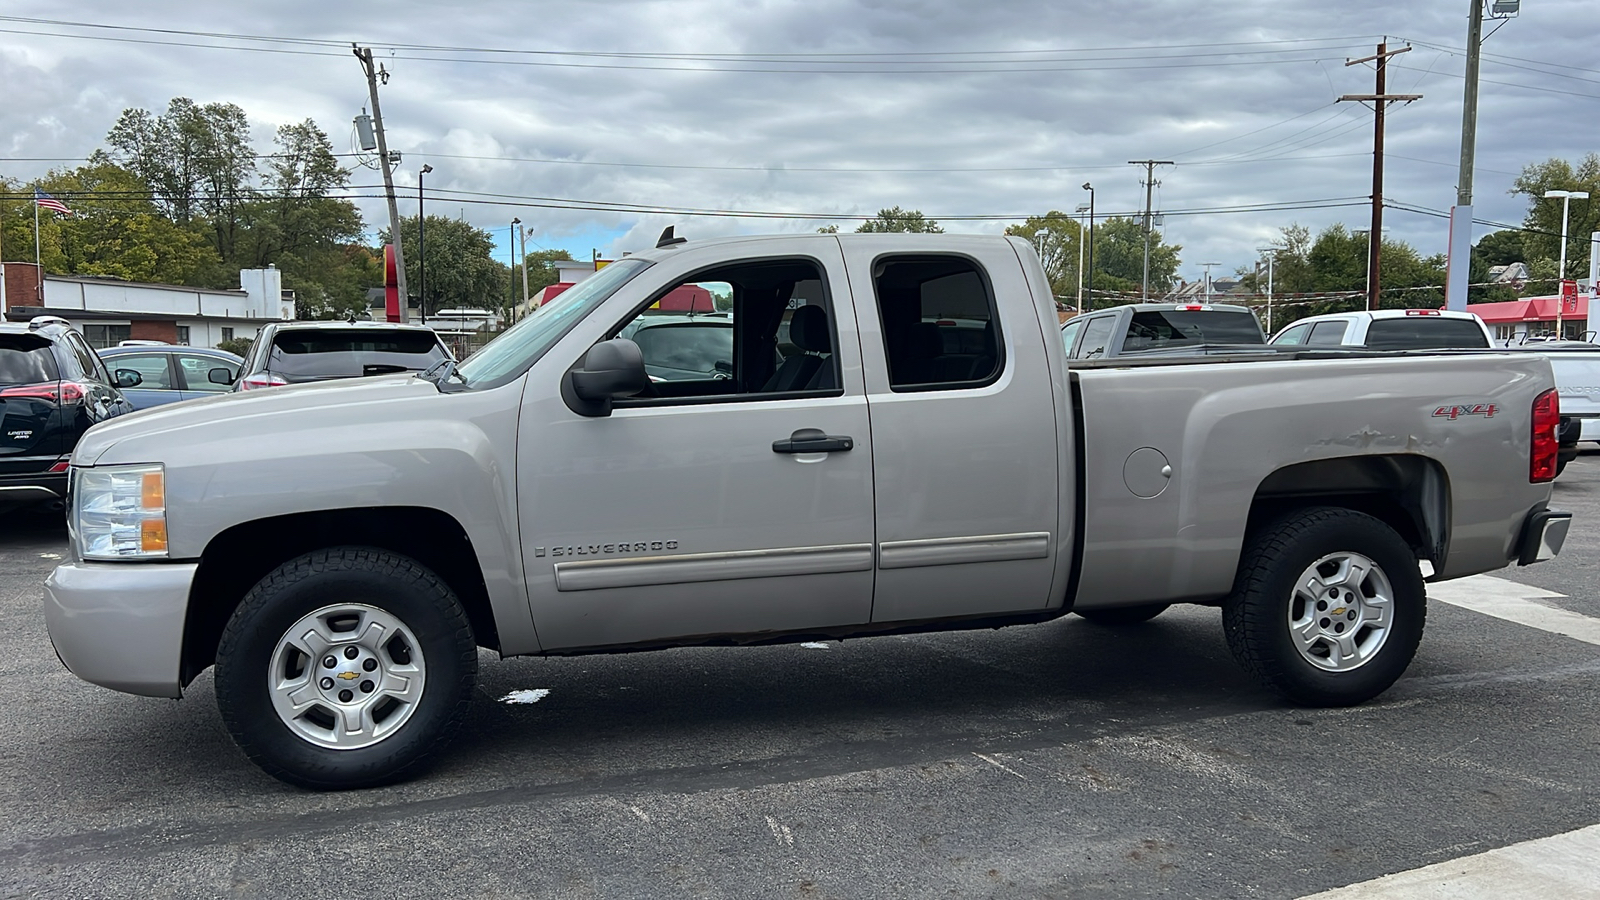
1433, 404, 1497, 420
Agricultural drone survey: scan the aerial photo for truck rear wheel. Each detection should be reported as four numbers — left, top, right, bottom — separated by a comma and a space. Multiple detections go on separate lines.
214, 548, 477, 790
1223, 508, 1425, 707
1075, 603, 1170, 626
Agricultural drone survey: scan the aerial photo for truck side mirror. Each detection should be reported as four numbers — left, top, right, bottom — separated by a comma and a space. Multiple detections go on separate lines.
563, 338, 649, 417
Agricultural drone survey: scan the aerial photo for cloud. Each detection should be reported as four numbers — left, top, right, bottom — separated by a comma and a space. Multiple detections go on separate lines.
2, 0, 1594, 277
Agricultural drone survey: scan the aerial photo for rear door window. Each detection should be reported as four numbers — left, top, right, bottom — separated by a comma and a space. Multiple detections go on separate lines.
0, 335, 60, 385
871, 256, 1002, 390
267, 329, 449, 382
176, 354, 238, 392
1076, 317, 1116, 359
1364, 318, 1490, 350
1307, 321, 1349, 346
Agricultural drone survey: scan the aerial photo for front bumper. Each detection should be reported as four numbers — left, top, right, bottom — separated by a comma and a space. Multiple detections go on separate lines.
1516, 508, 1571, 566
44, 561, 198, 698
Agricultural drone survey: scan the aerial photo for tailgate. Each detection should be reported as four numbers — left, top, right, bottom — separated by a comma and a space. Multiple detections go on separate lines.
0, 334, 64, 466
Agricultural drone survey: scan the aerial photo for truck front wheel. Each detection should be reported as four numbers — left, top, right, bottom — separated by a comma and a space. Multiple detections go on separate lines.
214, 548, 478, 790
1223, 508, 1425, 707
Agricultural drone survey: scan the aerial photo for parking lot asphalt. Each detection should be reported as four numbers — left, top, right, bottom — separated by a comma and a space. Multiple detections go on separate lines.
3, 458, 1599, 900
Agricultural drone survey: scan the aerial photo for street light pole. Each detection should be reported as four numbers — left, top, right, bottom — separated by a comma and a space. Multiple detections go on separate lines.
1075, 204, 1091, 311
418, 164, 432, 325
1545, 189, 1590, 337
510, 218, 521, 321
1256, 247, 1277, 333
1082, 183, 1095, 308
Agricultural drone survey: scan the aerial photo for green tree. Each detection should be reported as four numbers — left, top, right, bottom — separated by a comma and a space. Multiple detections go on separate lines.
522, 248, 574, 299
1086, 216, 1181, 298
103, 97, 257, 261
5, 165, 220, 285
387, 215, 504, 316
856, 207, 943, 233
1512, 154, 1600, 283
240, 120, 367, 318
1004, 212, 1083, 305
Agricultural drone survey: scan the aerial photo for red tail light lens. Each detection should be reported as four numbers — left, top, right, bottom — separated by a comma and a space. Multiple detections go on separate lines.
239, 373, 288, 391
1531, 387, 1559, 483
0, 381, 85, 403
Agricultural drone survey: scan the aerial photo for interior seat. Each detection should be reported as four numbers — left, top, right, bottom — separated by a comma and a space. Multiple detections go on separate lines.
763, 305, 831, 392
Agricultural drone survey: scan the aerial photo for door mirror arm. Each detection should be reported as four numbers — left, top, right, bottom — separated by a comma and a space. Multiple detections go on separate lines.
562, 338, 650, 417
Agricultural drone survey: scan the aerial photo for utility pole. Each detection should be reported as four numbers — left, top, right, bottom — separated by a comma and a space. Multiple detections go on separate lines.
518, 224, 529, 323
354, 46, 409, 323
1446, 2, 1486, 311
1341, 42, 1421, 311
1128, 160, 1173, 300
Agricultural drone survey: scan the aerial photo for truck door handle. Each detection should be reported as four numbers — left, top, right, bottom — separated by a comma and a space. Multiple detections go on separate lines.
773, 428, 854, 454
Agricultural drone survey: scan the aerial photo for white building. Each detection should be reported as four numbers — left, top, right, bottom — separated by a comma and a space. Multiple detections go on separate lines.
1, 263, 293, 349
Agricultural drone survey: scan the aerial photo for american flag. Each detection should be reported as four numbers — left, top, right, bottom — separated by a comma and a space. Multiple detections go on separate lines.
34, 188, 73, 216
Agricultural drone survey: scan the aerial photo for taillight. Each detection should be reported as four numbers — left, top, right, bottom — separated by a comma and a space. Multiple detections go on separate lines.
0, 381, 85, 403
1531, 387, 1560, 483
239, 373, 288, 391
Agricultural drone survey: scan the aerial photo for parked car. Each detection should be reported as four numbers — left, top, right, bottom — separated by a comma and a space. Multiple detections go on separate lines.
617, 314, 733, 382
97, 346, 244, 410
1061, 302, 1270, 359
233, 321, 452, 391
45, 233, 1567, 790
1270, 309, 1493, 350
1502, 341, 1600, 475
0, 316, 134, 513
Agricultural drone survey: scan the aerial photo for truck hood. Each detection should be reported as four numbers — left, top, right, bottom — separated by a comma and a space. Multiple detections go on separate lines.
74, 374, 439, 466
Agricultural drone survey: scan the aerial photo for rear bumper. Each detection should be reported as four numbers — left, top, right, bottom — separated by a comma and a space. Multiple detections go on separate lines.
0, 470, 67, 505
44, 561, 197, 698
1516, 508, 1571, 566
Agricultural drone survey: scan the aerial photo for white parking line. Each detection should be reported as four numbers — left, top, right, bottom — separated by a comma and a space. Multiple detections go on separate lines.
1299, 822, 1600, 899
1428, 574, 1600, 647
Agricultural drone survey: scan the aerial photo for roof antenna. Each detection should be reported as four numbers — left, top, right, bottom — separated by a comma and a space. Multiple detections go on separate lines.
656, 226, 687, 249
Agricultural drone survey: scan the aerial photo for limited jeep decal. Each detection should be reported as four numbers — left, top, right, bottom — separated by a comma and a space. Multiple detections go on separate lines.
535, 540, 679, 558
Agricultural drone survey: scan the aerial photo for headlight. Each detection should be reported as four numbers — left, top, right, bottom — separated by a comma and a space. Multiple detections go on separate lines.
72, 464, 169, 560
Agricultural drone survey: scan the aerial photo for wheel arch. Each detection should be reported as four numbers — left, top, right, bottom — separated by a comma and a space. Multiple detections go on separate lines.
182, 506, 501, 687
1246, 454, 1450, 569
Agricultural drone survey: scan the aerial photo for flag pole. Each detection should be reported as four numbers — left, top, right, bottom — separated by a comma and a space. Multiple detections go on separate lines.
33, 186, 42, 305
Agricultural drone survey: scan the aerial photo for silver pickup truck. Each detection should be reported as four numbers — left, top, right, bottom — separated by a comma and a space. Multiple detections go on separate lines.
45, 232, 1570, 790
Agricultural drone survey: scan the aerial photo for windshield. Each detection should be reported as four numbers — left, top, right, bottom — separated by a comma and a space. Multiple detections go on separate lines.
458, 258, 651, 388
1121, 310, 1265, 352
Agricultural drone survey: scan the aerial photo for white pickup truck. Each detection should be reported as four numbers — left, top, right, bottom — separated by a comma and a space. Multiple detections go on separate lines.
45, 232, 1570, 789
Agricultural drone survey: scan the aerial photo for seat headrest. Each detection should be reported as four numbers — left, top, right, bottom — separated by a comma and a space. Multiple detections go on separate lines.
790, 305, 831, 353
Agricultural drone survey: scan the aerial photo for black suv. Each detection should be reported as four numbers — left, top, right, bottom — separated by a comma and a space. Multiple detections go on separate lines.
233, 321, 453, 391
0, 317, 135, 513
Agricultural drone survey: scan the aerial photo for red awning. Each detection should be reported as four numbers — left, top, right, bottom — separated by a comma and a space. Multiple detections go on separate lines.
1467, 295, 1587, 324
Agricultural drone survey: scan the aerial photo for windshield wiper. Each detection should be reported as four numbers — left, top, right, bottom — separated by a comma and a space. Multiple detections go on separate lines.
420, 358, 466, 391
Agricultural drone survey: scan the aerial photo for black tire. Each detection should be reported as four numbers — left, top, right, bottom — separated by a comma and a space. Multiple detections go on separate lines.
1075, 603, 1170, 626
215, 547, 477, 790
1222, 508, 1425, 707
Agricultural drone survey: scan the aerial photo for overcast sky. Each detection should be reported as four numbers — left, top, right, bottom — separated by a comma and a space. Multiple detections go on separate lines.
2, 1, 1595, 285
